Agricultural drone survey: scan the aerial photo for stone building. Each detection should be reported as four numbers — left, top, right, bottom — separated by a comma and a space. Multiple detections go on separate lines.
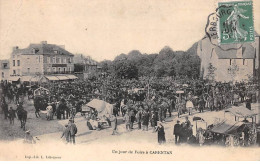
197, 34, 259, 82
0, 60, 10, 81
10, 41, 74, 77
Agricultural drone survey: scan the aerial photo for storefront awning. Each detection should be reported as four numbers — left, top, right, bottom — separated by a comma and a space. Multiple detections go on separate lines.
8, 76, 20, 81
20, 76, 32, 82
31, 76, 41, 82
65, 75, 78, 79
56, 76, 70, 80
45, 76, 60, 81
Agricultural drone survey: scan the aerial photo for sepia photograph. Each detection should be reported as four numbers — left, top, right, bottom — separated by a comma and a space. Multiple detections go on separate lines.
0, 0, 259, 161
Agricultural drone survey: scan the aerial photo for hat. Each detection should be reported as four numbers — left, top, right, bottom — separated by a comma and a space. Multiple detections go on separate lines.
177, 120, 180, 123
157, 121, 162, 125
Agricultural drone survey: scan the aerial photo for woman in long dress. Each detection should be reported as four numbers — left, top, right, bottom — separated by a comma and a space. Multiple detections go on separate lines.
156, 122, 166, 144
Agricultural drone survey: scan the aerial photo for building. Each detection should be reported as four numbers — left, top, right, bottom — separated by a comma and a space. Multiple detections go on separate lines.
74, 54, 101, 79
197, 34, 259, 82
10, 41, 74, 77
0, 60, 10, 81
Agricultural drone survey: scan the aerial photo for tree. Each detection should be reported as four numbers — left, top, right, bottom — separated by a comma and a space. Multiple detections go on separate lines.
228, 59, 239, 83
205, 63, 217, 83
114, 60, 138, 79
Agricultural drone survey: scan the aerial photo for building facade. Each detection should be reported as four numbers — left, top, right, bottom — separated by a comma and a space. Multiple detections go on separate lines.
197, 34, 259, 82
0, 60, 10, 81
10, 41, 74, 77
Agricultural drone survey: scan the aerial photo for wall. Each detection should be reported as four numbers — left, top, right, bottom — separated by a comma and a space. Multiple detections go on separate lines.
20, 55, 44, 75
42, 55, 74, 74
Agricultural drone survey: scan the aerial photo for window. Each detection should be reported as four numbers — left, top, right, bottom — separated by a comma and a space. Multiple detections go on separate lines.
27, 68, 30, 73
17, 60, 20, 66
63, 67, 66, 73
58, 67, 61, 73
243, 59, 245, 65
53, 57, 56, 64
68, 57, 71, 63
56, 57, 60, 64
13, 60, 15, 66
3, 63, 7, 69
52, 67, 56, 72
64, 58, 67, 63
47, 67, 50, 72
54, 50, 58, 54
13, 70, 16, 75
2, 72, 4, 78
47, 57, 50, 63
68, 67, 71, 72
17, 69, 20, 75
230, 59, 232, 65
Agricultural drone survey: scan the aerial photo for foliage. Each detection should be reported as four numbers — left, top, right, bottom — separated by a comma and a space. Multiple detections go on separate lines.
98, 42, 201, 79
205, 63, 217, 83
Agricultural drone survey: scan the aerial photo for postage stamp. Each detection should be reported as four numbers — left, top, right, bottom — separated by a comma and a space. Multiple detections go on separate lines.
217, 0, 254, 44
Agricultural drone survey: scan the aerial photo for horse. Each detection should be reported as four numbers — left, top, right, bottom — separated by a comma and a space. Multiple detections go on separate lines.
16, 105, 27, 131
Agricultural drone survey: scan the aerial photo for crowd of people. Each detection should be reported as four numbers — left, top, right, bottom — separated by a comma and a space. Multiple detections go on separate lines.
0, 76, 259, 145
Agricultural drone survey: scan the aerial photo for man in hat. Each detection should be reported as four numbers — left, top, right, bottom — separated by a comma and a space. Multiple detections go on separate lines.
61, 124, 70, 144
129, 109, 135, 129
46, 102, 53, 121
123, 111, 131, 131
142, 110, 149, 131
68, 119, 77, 144
23, 130, 36, 144
150, 111, 157, 132
173, 120, 181, 145
136, 108, 142, 130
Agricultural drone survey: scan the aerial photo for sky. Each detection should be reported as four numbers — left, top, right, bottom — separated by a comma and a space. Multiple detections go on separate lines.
0, 0, 259, 62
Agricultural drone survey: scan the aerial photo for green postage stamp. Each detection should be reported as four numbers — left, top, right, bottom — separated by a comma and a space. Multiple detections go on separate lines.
218, 0, 254, 44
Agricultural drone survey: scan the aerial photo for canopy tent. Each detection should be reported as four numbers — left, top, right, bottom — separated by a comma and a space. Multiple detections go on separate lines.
8, 76, 20, 81
86, 99, 113, 117
65, 75, 78, 80
45, 76, 60, 81
210, 120, 244, 135
33, 87, 50, 97
82, 105, 92, 112
225, 106, 257, 118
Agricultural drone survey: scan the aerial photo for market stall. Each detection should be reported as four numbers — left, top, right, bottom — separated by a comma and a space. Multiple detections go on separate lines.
209, 120, 257, 146
224, 106, 258, 123
85, 99, 113, 130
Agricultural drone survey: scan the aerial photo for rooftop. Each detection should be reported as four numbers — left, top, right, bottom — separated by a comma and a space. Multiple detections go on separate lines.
12, 41, 74, 56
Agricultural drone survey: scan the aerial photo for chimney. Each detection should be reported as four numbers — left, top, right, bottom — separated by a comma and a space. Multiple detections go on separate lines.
41, 41, 47, 45
13, 46, 19, 51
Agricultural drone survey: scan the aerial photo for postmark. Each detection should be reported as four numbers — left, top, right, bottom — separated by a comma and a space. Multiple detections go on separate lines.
218, 1, 254, 44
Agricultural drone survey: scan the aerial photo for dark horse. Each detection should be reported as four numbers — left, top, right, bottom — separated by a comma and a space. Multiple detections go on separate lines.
16, 104, 27, 131
34, 96, 48, 118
